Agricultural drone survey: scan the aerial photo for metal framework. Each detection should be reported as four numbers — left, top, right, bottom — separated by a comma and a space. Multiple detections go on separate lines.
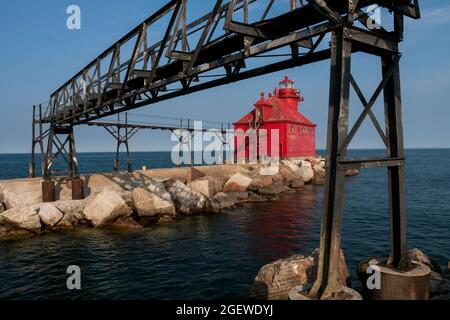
30, 0, 421, 299
87, 113, 232, 171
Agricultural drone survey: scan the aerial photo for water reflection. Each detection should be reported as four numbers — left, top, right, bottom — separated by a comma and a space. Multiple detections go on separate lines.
0, 188, 322, 300
242, 186, 320, 261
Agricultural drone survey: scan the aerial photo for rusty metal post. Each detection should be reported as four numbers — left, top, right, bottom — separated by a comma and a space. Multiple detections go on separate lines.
310, 28, 352, 300
71, 177, 84, 200
42, 125, 56, 202
125, 141, 133, 173
382, 49, 408, 269
114, 114, 121, 172
29, 105, 36, 178
42, 179, 56, 203
69, 127, 84, 200
38, 105, 45, 177
125, 112, 133, 173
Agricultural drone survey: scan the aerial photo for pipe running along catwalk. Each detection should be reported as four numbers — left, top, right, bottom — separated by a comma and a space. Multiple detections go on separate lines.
30, 0, 421, 300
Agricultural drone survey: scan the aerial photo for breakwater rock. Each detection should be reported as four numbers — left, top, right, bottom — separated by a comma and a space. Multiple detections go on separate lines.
251, 248, 351, 300
0, 157, 358, 240
252, 248, 450, 300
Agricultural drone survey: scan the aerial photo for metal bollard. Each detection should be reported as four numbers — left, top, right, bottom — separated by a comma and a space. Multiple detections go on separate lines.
357, 258, 431, 300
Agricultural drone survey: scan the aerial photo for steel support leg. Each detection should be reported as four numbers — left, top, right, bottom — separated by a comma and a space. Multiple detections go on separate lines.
114, 138, 121, 172
42, 126, 56, 202
69, 128, 79, 177
310, 28, 352, 299
69, 128, 84, 200
125, 140, 132, 173
29, 105, 37, 178
382, 51, 408, 269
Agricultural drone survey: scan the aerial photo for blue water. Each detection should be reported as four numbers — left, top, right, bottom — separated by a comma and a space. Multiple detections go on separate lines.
0, 150, 449, 299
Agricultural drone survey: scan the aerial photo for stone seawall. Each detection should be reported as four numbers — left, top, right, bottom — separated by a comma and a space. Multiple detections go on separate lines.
0, 157, 358, 240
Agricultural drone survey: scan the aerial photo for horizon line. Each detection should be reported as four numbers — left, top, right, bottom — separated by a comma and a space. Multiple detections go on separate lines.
1, 147, 450, 156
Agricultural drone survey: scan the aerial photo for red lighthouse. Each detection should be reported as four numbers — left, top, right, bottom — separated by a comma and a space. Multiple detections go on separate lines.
234, 76, 316, 160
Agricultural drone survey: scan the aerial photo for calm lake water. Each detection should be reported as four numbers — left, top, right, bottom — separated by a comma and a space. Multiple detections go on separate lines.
0, 150, 449, 299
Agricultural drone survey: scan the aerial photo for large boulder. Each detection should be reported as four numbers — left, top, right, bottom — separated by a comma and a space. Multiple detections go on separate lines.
248, 176, 273, 191
223, 173, 252, 193
259, 165, 280, 177
0, 205, 42, 232
278, 165, 297, 184
0, 224, 33, 239
162, 177, 188, 189
0, 179, 42, 209
188, 177, 216, 198
225, 191, 249, 203
251, 249, 350, 300
258, 182, 290, 196
409, 248, 442, 274
208, 192, 236, 212
430, 263, 450, 300
248, 191, 269, 203
144, 180, 170, 194
85, 174, 125, 196
301, 160, 313, 168
131, 187, 175, 218
312, 165, 326, 178
290, 178, 305, 189
168, 180, 207, 215
83, 190, 133, 227
37, 203, 64, 228
311, 164, 326, 185
53, 199, 89, 229
298, 163, 314, 184
282, 160, 302, 177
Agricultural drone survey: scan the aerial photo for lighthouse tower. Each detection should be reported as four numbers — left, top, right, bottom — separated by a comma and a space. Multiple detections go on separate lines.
234, 76, 316, 160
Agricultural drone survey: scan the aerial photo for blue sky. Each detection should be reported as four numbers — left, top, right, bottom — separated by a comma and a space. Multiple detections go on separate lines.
0, 0, 449, 153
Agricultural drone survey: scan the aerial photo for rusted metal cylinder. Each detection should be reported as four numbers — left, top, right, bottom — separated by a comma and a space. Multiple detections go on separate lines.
114, 159, 119, 172
71, 177, 84, 200
42, 179, 56, 203
358, 259, 431, 300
